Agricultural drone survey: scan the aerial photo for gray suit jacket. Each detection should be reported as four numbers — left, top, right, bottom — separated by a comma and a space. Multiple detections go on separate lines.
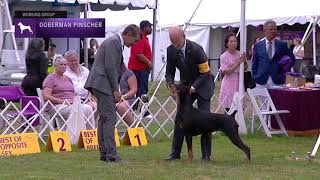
85, 34, 123, 95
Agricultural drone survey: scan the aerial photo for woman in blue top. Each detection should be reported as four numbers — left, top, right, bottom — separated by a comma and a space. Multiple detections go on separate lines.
117, 65, 137, 126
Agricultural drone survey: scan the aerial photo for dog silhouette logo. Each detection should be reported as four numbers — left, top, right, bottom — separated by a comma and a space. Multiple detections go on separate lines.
17, 22, 33, 34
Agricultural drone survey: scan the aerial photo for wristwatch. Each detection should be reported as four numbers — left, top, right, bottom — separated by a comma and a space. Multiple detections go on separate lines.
123, 94, 128, 100
190, 86, 196, 93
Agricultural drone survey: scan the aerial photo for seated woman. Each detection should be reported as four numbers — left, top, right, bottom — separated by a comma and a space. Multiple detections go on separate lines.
63, 50, 97, 111
42, 56, 95, 142
117, 65, 138, 126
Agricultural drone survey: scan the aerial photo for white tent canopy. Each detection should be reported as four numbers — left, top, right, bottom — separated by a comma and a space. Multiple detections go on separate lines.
15, 0, 156, 10
85, 0, 320, 75
187, 0, 320, 27
88, 0, 320, 27
4, 0, 320, 75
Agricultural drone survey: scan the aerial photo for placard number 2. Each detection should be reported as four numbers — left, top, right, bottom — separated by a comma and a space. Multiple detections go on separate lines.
134, 134, 141, 146
57, 138, 66, 151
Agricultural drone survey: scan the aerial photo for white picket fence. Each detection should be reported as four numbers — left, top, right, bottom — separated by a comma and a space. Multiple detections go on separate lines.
0, 91, 254, 145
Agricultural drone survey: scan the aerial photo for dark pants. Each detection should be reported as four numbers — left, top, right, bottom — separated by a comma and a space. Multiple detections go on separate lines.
21, 75, 43, 96
133, 70, 150, 98
170, 94, 212, 158
92, 89, 119, 160
133, 70, 150, 116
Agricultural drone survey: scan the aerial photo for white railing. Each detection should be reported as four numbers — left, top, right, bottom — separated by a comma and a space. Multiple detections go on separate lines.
0, 92, 256, 145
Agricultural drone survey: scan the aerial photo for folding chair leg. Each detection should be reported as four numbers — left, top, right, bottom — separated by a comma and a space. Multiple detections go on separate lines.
0, 116, 5, 129
256, 114, 272, 137
251, 110, 255, 134
263, 124, 272, 137
275, 114, 288, 136
16, 121, 28, 133
266, 115, 271, 130
55, 117, 61, 130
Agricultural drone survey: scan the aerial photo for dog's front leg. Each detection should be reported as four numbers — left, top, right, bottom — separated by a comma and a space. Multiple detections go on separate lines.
185, 135, 193, 163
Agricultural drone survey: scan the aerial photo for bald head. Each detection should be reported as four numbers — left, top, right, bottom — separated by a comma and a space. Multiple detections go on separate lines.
169, 26, 185, 49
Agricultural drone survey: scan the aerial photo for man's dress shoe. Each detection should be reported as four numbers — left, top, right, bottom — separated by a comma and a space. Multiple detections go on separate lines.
100, 157, 106, 161
164, 154, 181, 161
106, 156, 122, 163
201, 156, 211, 161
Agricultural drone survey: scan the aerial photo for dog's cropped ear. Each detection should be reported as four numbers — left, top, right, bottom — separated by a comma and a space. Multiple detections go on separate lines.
230, 110, 237, 117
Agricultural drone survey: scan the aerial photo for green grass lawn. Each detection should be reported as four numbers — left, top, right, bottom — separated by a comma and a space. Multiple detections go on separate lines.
1, 81, 319, 179
0, 134, 319, 179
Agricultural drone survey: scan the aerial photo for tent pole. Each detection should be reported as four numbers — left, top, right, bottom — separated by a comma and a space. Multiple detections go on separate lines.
302, 19, 313, 43
3, 0, 20, 62
313, 17, 317, 65
236, 28, 240, 37
239, 0, 246, 98
151, 0, 158, 81
184, 0, 203, 31
311, 134, 320, 156
237, 0, 247, 134
301, 16, 319, 66
83, 3, 88, 68
301, 18, 318, 51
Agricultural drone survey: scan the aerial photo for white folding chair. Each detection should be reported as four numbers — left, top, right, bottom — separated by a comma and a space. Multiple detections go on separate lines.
247, 88, 289, 137
37, 88, 95, 144
36, 88, 66, 132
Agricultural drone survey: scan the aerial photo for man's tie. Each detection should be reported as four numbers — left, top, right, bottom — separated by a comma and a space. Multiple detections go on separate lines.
178, 49, 185, 64
267, 41, 272, 59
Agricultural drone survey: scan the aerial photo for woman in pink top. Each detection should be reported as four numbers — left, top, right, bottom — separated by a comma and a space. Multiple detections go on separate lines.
219, 33, 247, 112
43, 56, 75, 105
42, 56, 95, 142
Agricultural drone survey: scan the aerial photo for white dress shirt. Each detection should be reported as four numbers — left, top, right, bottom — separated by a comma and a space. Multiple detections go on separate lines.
265, 38, 275, 58
64, 65, 90, 100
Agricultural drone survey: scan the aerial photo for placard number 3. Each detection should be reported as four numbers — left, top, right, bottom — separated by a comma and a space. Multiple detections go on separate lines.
57, 138, 66, 151
134, 134, 141, 146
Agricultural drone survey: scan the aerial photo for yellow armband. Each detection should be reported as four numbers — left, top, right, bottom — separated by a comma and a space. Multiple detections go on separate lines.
198, 61, 210, 73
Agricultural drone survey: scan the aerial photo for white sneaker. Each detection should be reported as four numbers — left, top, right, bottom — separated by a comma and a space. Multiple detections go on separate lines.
145, 114, 153, 120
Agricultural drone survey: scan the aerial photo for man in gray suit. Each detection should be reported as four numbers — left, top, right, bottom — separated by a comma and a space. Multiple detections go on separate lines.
85, 24, 141, 163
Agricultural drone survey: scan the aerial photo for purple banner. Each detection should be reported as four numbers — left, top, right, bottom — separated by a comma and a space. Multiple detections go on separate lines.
15, 18, 105, 38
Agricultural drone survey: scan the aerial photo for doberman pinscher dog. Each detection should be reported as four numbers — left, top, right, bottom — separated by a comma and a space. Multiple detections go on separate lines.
175, 85, 251, 162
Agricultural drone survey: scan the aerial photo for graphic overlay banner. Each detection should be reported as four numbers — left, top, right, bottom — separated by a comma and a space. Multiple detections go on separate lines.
0, 133, 40, 156
15, 18, 105, 38
15, 11, 67, 18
